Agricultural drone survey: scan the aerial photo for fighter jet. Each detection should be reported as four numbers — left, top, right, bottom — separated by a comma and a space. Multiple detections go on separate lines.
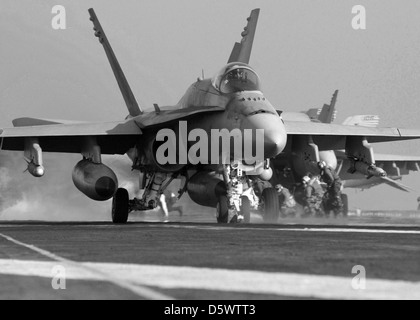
283, 91, 420, 193
273, 91, 420, 214
2, 8, 420, 224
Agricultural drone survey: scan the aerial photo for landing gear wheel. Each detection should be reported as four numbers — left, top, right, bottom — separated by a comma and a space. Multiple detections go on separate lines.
216, 195, 229, 224
341, 194, 349, 217
112, 188, 129, 224
263, 188, 280, 223
240, 196, 251, 224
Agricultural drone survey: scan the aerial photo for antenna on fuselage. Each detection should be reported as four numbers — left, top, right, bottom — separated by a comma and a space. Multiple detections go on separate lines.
153, 103, 161, 115
197, 69, 205, 81
88, 8, 143, 117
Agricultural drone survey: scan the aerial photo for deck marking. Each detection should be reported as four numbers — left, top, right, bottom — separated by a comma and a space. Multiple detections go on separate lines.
0, 232, 174, 300
0, 259, 418, 300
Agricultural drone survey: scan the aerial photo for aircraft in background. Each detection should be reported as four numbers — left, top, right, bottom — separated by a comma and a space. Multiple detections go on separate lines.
2, 8, 420, 223
274, 91, 420, 212
307, 91, 419, 192
318, 91, 420, 192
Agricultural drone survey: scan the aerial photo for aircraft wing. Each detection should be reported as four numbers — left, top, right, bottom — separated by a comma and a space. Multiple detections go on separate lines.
284, 121, 420, 150
336, 150, 420, 169
374, 153, 420, 163
0, 106, 224, 155
373, 154, 420, 175
13, 118, 89, 127
0, 119, 141, 154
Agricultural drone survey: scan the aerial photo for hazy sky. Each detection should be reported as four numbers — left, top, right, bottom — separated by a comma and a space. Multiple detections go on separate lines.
2, 0, 420, 214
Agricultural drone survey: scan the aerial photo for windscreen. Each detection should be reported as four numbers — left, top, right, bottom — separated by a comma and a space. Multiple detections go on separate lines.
213, 63, 261, 94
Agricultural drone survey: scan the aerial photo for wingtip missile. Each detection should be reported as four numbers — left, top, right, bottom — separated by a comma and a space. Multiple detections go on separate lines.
24, 159, 45, 178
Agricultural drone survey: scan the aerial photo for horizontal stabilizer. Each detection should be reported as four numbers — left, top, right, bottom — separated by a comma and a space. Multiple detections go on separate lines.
343, 115, 380, 127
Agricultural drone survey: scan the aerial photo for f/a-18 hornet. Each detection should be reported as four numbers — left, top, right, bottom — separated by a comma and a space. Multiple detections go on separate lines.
276, 91, 420, 213
2, 8, 420, 223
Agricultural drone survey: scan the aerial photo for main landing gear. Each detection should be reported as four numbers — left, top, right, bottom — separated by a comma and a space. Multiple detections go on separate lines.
111, 171, 187, 224
216, 195, 229, 224
112, 188, 129, 224
262, 188, 280, 223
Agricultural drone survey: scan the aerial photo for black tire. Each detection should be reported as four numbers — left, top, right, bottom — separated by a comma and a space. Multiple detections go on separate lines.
241, 196, 251, 224
216, 195, 229, 224
341, 194, 349, 217
112, 188, 129, 224
263, 188, 280, 223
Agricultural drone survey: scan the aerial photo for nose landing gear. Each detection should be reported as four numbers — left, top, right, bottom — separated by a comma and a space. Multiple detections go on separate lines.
219, 162, 278, 224
217, 164, 256, 224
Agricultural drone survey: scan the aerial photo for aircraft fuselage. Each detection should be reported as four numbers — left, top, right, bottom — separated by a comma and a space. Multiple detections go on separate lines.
138, 63, 287, 170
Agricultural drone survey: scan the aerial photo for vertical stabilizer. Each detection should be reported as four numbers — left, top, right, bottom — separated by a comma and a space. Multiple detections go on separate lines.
88, 8, 143, 117
318, 90, 338, 123
228, 9, 260, 64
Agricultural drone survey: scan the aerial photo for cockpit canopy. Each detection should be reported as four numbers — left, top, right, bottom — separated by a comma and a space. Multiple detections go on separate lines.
212, 63, 261, 94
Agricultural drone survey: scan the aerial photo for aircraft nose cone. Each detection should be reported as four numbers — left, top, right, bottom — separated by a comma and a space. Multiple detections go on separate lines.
241, 113, 287, 160
264, 131, 285, 158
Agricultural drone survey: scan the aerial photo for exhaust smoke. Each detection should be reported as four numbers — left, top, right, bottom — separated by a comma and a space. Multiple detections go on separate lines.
0, 152, 136, 221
